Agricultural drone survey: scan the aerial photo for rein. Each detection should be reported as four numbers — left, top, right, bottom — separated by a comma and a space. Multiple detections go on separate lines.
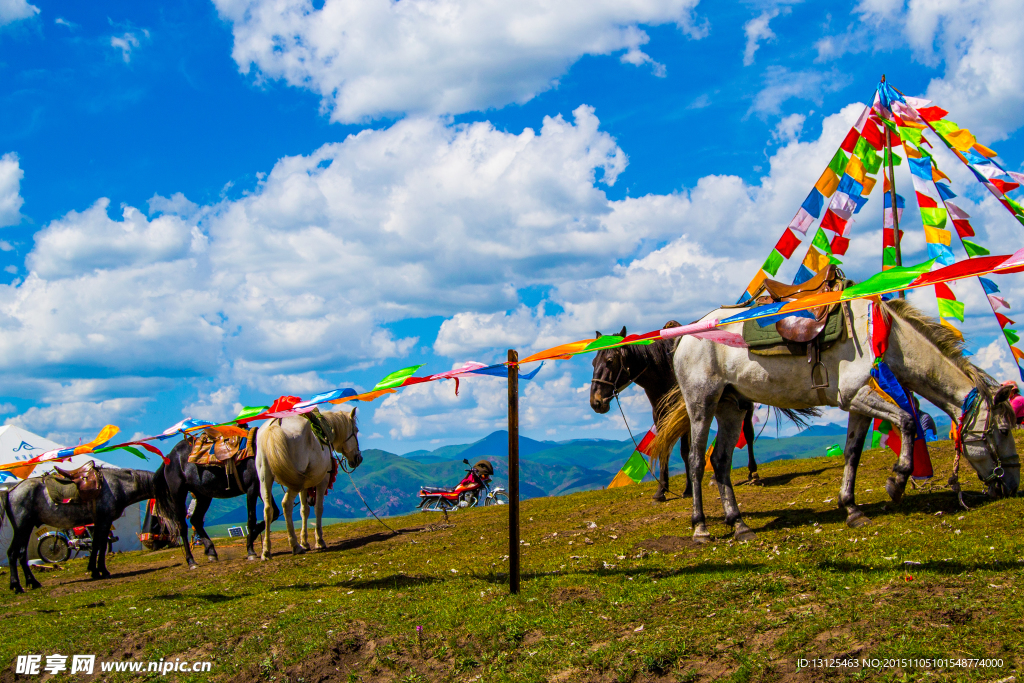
951, 387, 1018, 509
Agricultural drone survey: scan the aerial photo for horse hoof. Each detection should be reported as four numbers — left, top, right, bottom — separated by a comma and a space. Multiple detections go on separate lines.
291, 547, 307, 556
261, 556, 271, 562
846, 512, 870, 528
188, 564, 199, 571
28, 582, 42, 590
652, 493, 666, 503
734, 525, 756, 543
885, 477, 904, 505
207, 555, 218, 562
247, 554, 258, 561
682, 489, 694, 499
11, 586, 23, 594
693, 533, 710, 544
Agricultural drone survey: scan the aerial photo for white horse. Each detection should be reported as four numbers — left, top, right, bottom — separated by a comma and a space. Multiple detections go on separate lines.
256, 408, 362, 559
654, 297, 1019, 542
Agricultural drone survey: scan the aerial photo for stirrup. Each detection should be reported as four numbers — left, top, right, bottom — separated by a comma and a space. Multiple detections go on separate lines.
810, 361, 829, 389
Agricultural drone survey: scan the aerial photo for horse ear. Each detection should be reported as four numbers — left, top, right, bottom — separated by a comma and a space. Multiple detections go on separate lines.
618, 325, 627, 337
596, 330, 602, 338
994, 384, 1014, 405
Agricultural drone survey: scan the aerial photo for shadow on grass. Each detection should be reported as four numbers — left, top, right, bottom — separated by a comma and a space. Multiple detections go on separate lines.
748, 467, 838, 487
265, 573, 440, 593
63, 565, 168, 585
262, 525, 426, 558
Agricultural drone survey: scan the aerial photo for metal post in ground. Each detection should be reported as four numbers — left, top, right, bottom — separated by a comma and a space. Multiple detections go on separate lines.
507, 348, 520, 595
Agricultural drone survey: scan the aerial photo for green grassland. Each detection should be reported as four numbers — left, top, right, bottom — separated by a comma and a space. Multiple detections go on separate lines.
1, 435, 1022, 682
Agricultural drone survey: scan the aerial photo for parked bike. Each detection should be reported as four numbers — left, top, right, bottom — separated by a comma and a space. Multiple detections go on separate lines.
36, 524, 118, 564
417, 459, 508, 512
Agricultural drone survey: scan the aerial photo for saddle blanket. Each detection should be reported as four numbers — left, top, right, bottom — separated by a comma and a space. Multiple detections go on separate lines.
742, 304, 846, 355
188, 428, 257, 467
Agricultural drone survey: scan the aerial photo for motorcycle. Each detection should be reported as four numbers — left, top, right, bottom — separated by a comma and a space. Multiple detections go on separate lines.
36, 524, 118, 564
417, 459, 508, 513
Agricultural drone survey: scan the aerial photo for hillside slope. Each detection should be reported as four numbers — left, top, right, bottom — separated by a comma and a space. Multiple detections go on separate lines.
3, 435, 1021, 682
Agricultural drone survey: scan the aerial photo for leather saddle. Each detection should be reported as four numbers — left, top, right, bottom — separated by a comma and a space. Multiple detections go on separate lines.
52, 459, 102, 504
187, 428, 257, 491
755, 265, 845, 343
745, 265, 849, 397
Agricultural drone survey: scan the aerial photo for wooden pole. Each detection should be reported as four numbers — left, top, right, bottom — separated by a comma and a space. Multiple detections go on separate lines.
882, 75, 906, 299
507, 349, 520, 595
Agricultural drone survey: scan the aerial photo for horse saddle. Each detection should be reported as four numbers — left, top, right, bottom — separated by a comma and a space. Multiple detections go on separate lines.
187, 428, 256, 467
46, 460, 102, 505
755, 265, 846, 343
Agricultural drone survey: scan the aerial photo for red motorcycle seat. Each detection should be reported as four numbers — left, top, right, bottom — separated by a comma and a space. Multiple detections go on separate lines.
420, 486, 455, 494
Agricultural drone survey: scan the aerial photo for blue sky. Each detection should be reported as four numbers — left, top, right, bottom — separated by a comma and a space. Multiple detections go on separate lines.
2, 0, 1024, 467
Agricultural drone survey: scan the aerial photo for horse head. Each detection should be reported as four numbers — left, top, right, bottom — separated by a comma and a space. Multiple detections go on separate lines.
329, 408, 363, 470
590, 325, 628, 414
961, 384, 1020, 498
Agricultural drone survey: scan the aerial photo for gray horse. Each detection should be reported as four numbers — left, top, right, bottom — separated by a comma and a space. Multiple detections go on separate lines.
655, 297, 1020, 542
2, 466, 157, 592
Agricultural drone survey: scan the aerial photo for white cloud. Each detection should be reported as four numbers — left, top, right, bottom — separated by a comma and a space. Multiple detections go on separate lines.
0, 152, 25, 228
182, 385, 244, 424
815, 1, 1024, 140
751, 66, 852, 117
5, 398, 151, 443
772, 112, 806, 143
0, 0, 38, 27
110, 32, 140, 63
213, 0, 705, 122
973, 338, 1020, 385
743, 9, 778, 66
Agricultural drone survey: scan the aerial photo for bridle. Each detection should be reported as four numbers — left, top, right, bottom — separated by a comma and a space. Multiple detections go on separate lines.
591, 347, 648, 402
304, 412, 360, 474
951, 387, 1019, 507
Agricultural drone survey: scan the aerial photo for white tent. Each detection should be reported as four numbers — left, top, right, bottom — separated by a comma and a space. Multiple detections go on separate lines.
0, 425, 144, 565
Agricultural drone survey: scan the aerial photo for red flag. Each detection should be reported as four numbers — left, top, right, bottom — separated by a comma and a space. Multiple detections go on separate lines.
268, 395, 302, 413
775, 228, 802, 259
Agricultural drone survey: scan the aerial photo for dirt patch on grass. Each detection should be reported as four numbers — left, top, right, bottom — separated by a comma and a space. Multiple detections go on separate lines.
635, 535, 696, 553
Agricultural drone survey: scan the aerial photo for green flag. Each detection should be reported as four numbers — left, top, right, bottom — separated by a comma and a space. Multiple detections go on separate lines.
620, 450, 649, 484
843, 260, 935, 299
236, 405, 269, 421
374, 364, 426, 391
1005, 329, 1020, 345
762, 249, 784, 277
920, 207, 947, 229
937, 298, 965, 322
962, 239, 990, 257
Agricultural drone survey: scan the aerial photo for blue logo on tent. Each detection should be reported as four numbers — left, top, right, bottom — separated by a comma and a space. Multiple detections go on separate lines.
12, 441, 38, 452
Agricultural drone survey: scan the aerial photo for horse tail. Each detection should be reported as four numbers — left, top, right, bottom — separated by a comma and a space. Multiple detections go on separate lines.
651, 386, 690, 466
151, 463, 177, 527
259, 420, 308, 490
777, 407, 822, 429
0, 487, 9, 535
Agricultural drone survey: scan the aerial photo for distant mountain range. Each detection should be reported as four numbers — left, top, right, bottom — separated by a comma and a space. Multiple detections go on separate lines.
203, 422, 886, 527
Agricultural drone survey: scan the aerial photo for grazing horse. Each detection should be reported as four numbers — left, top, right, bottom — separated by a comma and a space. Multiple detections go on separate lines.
153, 439, 280, 568
2, 467, 156, 592
591, 324, 817, 501
655, 297, 1020, 543
257, 408, 362, 559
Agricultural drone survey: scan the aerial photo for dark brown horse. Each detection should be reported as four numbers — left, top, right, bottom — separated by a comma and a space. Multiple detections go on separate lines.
590, 324, 817, 501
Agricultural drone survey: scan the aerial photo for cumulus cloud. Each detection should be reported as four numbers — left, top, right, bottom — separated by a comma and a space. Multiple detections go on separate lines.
214, 0, 705, 122
110, 31, 144, 63
743, 9, 778, 66
5, 398, 151, 442
816, 0, 1024, 140
0, 0, 38, 27
0, 153, 25, 228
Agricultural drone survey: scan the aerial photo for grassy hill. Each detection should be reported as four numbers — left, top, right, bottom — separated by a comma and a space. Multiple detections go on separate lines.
3, 434, 1021, 681
203, 425, 866, 527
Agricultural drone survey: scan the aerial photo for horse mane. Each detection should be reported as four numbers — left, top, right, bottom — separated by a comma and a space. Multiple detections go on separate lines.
883, 298, 996, 394
320, 409, 356, 442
